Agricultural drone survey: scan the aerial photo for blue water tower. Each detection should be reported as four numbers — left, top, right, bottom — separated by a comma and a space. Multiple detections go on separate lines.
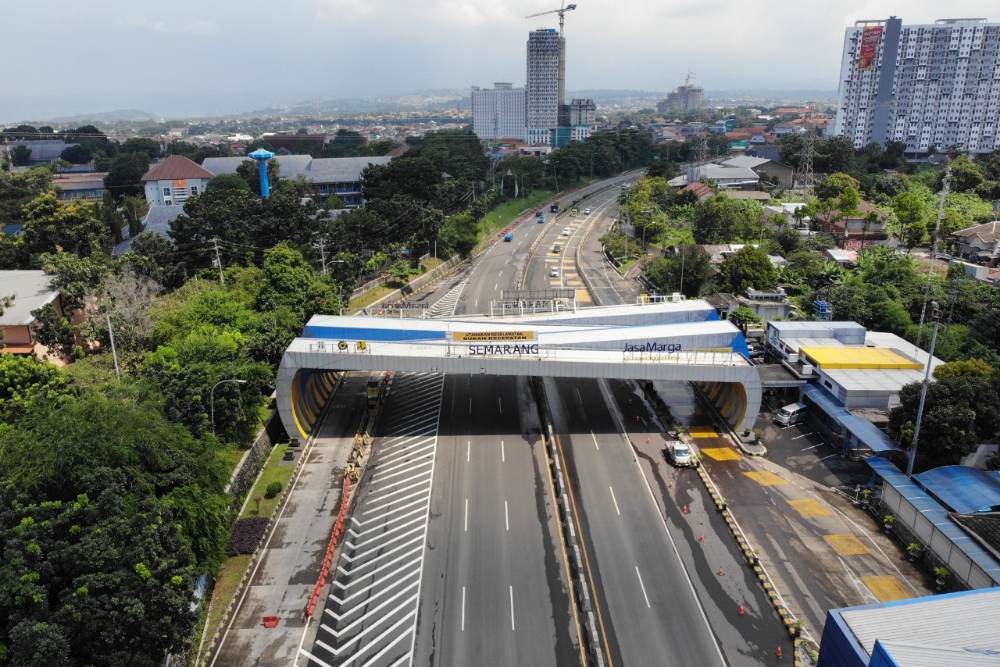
248, 148, 275, 198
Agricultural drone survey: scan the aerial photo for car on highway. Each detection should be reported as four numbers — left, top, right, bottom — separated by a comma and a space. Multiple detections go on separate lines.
561, 227, 571, 236
665, 440, 696, 467
773, 402, 807, 426
549, 267, 560, 278
583, 208, 592, 215
503, 231, 513, 242
552, 243, 562, 254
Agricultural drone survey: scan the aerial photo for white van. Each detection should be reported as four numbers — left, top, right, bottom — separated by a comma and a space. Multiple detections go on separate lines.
774, 402, 807, 427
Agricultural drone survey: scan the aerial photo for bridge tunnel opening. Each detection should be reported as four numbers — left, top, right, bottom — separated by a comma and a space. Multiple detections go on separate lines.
288, 368, 341, 442
693, 380, 750, 436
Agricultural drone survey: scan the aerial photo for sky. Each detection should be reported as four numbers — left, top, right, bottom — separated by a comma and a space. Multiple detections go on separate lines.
2, 0, 998, 121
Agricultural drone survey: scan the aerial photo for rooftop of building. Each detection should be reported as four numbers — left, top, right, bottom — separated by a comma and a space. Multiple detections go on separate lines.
799, 346, 922, 370
52, 172, 108, 190
0, 271, 59, 326
915, 466, 1000, 514
951, 220, 1000, 243
141, 155, 216, 182
825, 587, 1000, 667
201, 154, 392, 184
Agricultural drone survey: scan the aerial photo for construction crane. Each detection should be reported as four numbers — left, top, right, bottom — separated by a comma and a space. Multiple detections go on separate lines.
526, 2, 577, 35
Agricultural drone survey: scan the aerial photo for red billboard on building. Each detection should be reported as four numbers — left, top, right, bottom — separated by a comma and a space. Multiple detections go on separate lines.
858, 26, 883, 70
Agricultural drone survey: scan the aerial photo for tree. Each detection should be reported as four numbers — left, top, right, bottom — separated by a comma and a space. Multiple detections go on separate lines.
363, 157, 443, 203
255, 244, 340, 321
388, 259, 413, 286
729, 306, 763, 333
10, 145, 32, 166
120, 137, 161, 159
889, 375, 1000, 471
948, 155, 986, 193
207, 172, 251, 193
892, 191, 930, 247
719, 245, 777, 293
104, 151, 151, 199
642, 245, 712, 297
815, 172, 861, 201
59, 144, 92, 164
438, 211, 479, 257
691, 195, 763, 244
21, 193, 110, 257
934, 358, 995, 380
96, 267, 162, 353
0, 355, 71, 423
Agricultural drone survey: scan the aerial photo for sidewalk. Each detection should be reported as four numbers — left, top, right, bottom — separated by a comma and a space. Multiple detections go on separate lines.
654, 381, 935, 641
210, 374, 368, 666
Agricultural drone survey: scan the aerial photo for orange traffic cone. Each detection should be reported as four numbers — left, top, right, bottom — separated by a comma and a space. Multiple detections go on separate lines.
738, 605, 746, 616
775, 645, 783, 660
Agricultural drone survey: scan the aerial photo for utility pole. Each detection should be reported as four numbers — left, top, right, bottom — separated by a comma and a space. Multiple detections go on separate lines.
211, 237, 225, 285
915, 164, 952, 350
105, 312, 120, 380
314, 237, 328, 275
906, 301, 941, 478
796, 132, 815, 190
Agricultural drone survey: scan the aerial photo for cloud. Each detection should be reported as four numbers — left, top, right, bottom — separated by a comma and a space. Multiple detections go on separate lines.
121, 14, 218, 35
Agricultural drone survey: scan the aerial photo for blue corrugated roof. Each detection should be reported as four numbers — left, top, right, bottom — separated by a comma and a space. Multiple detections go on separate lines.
915, 466, 1000, 514
801, 383, 901, 454
866, 457, 1000, 585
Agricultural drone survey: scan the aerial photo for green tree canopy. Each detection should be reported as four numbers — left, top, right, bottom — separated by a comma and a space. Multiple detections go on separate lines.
719, 245, 776, 293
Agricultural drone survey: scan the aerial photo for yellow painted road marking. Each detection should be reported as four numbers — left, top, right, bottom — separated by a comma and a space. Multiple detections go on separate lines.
565, 280, 583, 287
787, 498, 832, 517
862, 575, 911, 602
824, 533, 871, 556
575, 290, 591, 303
689, 427, 719, 438
744, 471, 788, 486
548, 281, 563, 287
701, 447, 742, 461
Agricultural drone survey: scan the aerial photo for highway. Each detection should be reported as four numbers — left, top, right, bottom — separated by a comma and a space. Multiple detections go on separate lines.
306, 170, 787, 667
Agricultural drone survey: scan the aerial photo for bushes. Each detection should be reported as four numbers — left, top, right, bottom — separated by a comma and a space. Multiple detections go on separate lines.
226, 517, 270, 556
264, 480, 283, 499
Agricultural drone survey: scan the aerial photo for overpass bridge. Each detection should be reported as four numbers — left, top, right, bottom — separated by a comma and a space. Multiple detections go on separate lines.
277, 300, 762, 441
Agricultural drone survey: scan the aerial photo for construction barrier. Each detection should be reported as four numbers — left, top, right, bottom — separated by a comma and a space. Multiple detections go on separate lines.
305, 475, 352, 619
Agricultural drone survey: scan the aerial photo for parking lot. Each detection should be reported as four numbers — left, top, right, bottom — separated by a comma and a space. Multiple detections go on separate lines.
754, 400, 872, 489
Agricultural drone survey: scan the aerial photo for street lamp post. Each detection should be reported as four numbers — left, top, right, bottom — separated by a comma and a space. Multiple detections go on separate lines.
210, 378, 247, 437
905, 302, 941, 477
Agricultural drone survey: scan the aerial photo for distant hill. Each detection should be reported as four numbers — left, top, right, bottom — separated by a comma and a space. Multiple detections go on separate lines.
44, 109, 159, 124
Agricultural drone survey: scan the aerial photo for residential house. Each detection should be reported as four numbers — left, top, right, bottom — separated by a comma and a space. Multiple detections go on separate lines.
2, 139, 79, 166
949, 221, 1000, 265
142, 155, 214, 207
815, 201, 890, 250
720, 156, 795, 189
668, 164, 760, 189
0, 270, 62, 356
709, 287, 796, 323
52, 172, 108, 201
825, 248, 858, 267
680, 182, 713, 202
202, 155, 393, 208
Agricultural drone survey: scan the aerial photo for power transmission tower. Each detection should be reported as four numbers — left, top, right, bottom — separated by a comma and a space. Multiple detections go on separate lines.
211, 237, 225, 285
795, 132, 815, 190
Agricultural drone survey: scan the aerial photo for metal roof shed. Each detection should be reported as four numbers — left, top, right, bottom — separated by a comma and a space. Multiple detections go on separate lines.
915, 466, 1000, 514
818, 587, 1000, 667
800, 384, 901, 454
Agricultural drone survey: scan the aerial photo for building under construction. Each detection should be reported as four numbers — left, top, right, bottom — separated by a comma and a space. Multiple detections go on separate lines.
658, 75, 705, 115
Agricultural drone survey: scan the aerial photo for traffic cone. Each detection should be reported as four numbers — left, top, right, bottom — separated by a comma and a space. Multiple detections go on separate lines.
775, 645, 783, 660
697, 535, 705, 543
682, 504, 689, 514
738, 605, 746, 617
717, 567, 726, 576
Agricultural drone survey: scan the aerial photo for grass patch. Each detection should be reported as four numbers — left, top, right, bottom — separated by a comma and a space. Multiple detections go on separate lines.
476, 190, 554, 249
349, 285, 395, 311
199, 554, 251, 658
219, 446, 246, 475
240, 443, 295, 519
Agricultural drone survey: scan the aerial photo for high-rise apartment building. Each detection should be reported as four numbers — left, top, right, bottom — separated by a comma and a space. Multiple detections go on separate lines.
833, 17, 1000, 154
657, 83, 705, 115
526, 28, 564, 144
471, 83, 526, 141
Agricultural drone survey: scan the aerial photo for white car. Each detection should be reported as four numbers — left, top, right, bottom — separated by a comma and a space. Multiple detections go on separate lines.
665, 440, 696, 467
549, 267, 560, 278
583, 208, 592, 215
561, 228, 571, 236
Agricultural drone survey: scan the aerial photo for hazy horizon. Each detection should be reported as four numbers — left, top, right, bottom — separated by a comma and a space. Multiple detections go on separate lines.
2, 0, 995, 122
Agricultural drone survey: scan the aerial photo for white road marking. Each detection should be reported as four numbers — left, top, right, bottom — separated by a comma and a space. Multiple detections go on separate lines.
590, 431, 600, 451
468, 397, 472, 414
493, 282, 498, 291
501, 439, 505, 463
498, 396, 503, 414
802, 443, 825, 451
464, 498, 469, 532
509, 585, 516, 630
819, 453, 839, 462
608, 486, 621, 516
461, 586, 466, 632
792, 432, 815, 440
467, 440, 471, 462
635, 566, 651, 608
504, 500, 510, 531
